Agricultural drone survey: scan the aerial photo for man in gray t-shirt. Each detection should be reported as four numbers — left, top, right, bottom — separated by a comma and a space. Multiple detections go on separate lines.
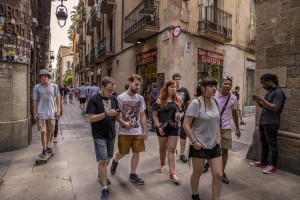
89, 82, 100, 98
78, 82, 88, 115
33, 69, 61, 159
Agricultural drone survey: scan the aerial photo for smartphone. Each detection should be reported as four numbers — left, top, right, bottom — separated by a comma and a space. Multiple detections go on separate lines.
116, 109, 123, 113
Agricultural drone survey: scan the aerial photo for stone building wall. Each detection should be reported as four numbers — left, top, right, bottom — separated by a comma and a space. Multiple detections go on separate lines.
247, 0, 300, 175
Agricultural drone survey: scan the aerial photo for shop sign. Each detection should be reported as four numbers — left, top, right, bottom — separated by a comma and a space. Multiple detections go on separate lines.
0, 0, 32, 64
198, 48, 224, 66
161, 30, 170, 41
136, 48, 157, 66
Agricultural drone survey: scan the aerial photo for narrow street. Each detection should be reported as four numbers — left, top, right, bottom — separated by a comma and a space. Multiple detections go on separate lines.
0, 101, 299, 200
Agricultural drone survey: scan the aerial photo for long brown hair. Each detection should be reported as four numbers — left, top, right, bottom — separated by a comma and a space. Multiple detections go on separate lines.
158, 80, 182, 109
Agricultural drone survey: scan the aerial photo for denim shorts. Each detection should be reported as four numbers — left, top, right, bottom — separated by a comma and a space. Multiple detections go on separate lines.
179, 128, 187, 139
189, 144, 221, 160
93, 138, 115, 162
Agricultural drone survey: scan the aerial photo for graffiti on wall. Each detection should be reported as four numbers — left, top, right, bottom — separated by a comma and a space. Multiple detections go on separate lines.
0, 1, 32, 65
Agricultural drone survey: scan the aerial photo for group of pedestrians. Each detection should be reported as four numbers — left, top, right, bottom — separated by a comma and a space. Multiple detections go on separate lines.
77, 82, 100, 115
32, 68, 286, 200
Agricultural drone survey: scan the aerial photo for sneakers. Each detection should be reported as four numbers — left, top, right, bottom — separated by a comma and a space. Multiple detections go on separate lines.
40, 149, 47, 159
263, 165, 276, 174
222, 173, 229, 184
101, 189, 109, 200
98, 175, 111, 185
250, 161, 267, 168
191, 194, 201, 200
129, 173, 145, 185
203, 162, 210, 172
46, 147, 54, 154
110, 159, 118, 175
180, 155, 188, 163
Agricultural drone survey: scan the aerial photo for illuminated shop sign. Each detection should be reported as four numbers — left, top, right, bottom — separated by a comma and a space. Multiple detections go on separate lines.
0, 1, 32, 64
198, 48, 224, 66
136, 48, 157, 66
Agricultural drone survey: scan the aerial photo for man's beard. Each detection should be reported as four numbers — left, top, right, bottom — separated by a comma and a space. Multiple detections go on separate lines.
130, 87, 138, 94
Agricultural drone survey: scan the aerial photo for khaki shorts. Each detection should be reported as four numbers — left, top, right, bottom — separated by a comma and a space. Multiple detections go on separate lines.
37, 119, 55, 132
221, 129, 232, 149
118, 135, 145, 154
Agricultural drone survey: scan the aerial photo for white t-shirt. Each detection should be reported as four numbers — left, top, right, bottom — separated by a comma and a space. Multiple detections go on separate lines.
117, 92, 146, 135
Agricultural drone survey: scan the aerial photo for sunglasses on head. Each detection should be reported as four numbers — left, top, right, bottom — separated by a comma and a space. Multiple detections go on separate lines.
223, 76, 233, 81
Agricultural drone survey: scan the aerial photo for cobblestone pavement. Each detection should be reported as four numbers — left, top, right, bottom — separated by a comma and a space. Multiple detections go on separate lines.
1, 101, 300, 200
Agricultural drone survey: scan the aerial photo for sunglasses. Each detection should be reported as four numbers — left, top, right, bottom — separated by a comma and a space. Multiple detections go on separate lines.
223, 76, 233, 81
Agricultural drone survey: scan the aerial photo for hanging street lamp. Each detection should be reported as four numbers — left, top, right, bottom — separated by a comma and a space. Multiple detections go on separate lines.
55, 0, 68, 27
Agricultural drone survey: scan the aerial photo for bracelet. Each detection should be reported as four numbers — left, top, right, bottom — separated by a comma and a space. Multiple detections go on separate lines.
192, 140, 197, 145
104, 112, 108, 117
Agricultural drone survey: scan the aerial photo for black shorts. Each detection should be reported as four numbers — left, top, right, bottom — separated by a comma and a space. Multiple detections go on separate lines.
189, 144, 221, 160
79, 98, 86, 104
156, 126, 180, 137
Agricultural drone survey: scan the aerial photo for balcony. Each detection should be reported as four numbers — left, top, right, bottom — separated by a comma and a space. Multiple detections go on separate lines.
88, 0, 95, 7
91, 5, 102, 27
96, 37, 114, 61
100, 0, 115, 14
80, 61, 85, 69
198, 5, 232, 43
90, 47, 97, 64
78, 34, 86, 46
85, 54, 90, 67
86, 18, 94, 36
124, 0, 160, 43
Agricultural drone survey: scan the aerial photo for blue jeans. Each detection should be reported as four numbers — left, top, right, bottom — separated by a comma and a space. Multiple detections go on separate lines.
259, 124, 279, 167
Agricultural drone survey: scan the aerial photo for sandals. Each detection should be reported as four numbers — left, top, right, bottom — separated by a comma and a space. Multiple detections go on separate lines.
157, 163, 166, 173
170, 172, 181, 183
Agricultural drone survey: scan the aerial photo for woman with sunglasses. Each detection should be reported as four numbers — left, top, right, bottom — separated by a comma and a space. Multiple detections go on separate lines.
152, 80, 184, 183
183, 77, 222, 200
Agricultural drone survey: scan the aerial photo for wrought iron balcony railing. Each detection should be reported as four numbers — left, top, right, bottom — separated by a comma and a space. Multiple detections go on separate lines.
86, 18, 94, 35
91, 5, 102, 27
124, 0, 159, 43
100, 0, 115, 14
90, 47, 96, 63
198, 4, 232, 42
97, 36, 114, 57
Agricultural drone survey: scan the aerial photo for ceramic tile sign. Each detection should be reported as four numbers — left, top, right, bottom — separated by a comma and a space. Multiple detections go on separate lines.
0, 1, 32, 65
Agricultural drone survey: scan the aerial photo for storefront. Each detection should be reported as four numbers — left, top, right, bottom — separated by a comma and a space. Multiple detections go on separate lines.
244, 59, 256, 115
197, 48, 224, 88
136, 48, 157, 102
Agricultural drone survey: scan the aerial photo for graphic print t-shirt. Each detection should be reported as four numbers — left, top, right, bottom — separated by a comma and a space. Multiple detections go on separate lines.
117, 92, 146, 135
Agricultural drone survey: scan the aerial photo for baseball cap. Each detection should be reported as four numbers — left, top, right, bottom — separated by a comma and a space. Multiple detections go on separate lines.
38, 69, 52, 78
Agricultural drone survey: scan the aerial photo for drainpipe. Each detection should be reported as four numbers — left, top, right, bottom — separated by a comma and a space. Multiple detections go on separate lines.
121, 0, 124, 50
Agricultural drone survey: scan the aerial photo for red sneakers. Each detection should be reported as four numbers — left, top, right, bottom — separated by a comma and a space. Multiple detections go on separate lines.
263, 165, 277, 174
250, 161, 267, 168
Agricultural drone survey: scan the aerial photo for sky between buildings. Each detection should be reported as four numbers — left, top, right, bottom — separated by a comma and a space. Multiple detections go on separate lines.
50, 0, 78, 68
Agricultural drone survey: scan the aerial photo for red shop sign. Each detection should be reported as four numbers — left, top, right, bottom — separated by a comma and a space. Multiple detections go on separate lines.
198, 48, 224, 66
136, 48, 157, 66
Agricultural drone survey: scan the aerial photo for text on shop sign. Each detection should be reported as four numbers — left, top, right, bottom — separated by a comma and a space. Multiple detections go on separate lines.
198, 48, 224, 66
136, 48, 157, 66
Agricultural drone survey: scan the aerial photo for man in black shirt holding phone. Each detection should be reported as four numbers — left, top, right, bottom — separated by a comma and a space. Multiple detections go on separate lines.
250, 73, 286, 174
86, 77, 120, 200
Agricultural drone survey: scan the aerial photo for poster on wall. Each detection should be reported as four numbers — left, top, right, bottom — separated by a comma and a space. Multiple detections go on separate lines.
0, 1, 32, 65
157, 73, 165, 91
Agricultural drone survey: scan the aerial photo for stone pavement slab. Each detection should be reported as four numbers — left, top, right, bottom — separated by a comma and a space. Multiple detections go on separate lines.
0, 102, 300, 200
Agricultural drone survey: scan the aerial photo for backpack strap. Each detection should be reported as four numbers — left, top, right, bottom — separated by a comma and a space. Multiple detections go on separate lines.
219, 93, 231, 128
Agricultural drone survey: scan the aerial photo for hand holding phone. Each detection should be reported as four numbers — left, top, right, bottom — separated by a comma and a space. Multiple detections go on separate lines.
116, 109, 123, 113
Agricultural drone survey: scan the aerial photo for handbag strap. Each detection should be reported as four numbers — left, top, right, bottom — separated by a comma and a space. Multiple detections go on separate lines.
219, 93, 231, 128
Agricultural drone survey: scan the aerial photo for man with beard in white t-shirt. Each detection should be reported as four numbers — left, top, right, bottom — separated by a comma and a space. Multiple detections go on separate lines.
110, 74, 148, 185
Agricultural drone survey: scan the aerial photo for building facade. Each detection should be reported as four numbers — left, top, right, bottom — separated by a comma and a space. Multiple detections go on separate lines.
56, 45, 73, 85
74, 0, 256, 113
247, 0, 300, 176
0, 0, 52, 152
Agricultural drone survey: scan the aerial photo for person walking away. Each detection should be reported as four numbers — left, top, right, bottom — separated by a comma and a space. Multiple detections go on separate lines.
89, 82, 100, 98
86, 77, 120, 200
152, 80, 184, 183
78, 82, 88, 115
110, 74, 148, 185
183, 77, 222, 200
203, 76, 240, 184
33, 69, 61, 159
250, 73, 286, 174
149, 82, 158, 132
172, 73, 191, 163
68, 85, 74, 103
232, 86, 246, 125
63, 85, 69, 103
